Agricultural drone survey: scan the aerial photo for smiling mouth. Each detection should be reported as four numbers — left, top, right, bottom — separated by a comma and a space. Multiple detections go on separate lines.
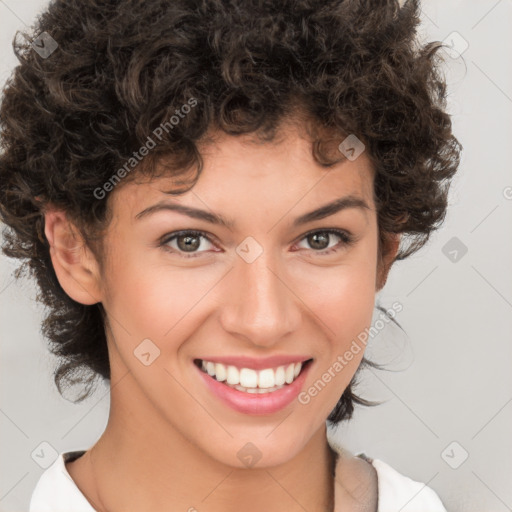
194, 358, 313, 394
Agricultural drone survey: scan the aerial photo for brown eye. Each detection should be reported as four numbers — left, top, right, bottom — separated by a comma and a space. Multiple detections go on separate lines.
296, 229, 354, 255
176, 233, 201, 252
160, 230, 215, 257
307, 232, 330, 250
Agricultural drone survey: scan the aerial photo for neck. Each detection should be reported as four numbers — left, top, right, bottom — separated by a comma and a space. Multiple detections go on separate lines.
85, 377, 336, 512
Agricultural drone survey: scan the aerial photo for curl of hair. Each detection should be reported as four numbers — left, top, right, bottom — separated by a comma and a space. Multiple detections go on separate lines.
0, 0, 461, 421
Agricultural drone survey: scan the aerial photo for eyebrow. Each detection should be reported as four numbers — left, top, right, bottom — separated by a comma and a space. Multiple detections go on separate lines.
135, 194, 370, 228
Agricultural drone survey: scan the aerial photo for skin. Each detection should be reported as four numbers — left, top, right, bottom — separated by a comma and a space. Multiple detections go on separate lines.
44, 118, 399, 512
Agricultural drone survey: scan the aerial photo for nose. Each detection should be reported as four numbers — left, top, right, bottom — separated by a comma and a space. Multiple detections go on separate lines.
219, 247, 301, 347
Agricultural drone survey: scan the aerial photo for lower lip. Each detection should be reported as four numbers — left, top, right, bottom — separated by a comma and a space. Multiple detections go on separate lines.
194, 360, 313, 415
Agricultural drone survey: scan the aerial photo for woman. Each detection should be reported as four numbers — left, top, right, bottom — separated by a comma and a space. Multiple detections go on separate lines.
0, 0, 461, 510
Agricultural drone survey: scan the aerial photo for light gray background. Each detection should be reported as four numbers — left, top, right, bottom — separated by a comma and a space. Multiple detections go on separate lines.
1, 1, 511, 511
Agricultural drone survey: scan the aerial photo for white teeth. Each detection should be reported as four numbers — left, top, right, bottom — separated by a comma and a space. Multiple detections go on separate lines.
258, 368, 275, 389
198, 359, 307, 390
232, 383, 285, 393
284, 363, 295, 384
206, 361, 216, 376
226, 365, 239, 385
274, 366, 286, 386
215, 363, 227, 382
239, 368, 258, 388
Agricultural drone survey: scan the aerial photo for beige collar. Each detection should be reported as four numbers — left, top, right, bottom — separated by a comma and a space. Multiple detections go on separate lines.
332, 445, 378, 512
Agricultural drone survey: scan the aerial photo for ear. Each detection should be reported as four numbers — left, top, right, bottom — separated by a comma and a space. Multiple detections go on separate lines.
43, 205, 103, 305
376, 232, 400, 292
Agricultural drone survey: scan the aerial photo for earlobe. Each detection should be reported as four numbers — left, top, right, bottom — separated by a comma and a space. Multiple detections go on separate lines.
44, 206, 103, 305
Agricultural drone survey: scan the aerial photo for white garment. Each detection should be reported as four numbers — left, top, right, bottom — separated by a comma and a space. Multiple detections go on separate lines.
29, 438, 447, 512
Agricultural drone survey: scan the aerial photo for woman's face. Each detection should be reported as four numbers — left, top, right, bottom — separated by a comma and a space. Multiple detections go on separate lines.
96, 122, 383, 468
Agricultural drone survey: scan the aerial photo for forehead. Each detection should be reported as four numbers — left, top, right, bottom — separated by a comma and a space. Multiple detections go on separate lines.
110, 123, 375, 223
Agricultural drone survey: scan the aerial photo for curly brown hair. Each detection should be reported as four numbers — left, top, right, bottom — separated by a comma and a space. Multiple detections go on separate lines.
0, 0, 461, 422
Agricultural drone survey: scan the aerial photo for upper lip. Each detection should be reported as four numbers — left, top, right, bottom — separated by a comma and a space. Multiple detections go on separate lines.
195, 355, 313, 371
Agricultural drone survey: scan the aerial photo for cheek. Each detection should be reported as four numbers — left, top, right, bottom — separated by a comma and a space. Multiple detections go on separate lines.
298, 249, 377, 344
297, 262, 376, 417
103, 248, 220, 356
295, 242, 378, 397
312, 270, 375, 376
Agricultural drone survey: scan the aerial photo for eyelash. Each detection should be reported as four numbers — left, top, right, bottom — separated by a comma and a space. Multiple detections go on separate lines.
159, 229, 355, 259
